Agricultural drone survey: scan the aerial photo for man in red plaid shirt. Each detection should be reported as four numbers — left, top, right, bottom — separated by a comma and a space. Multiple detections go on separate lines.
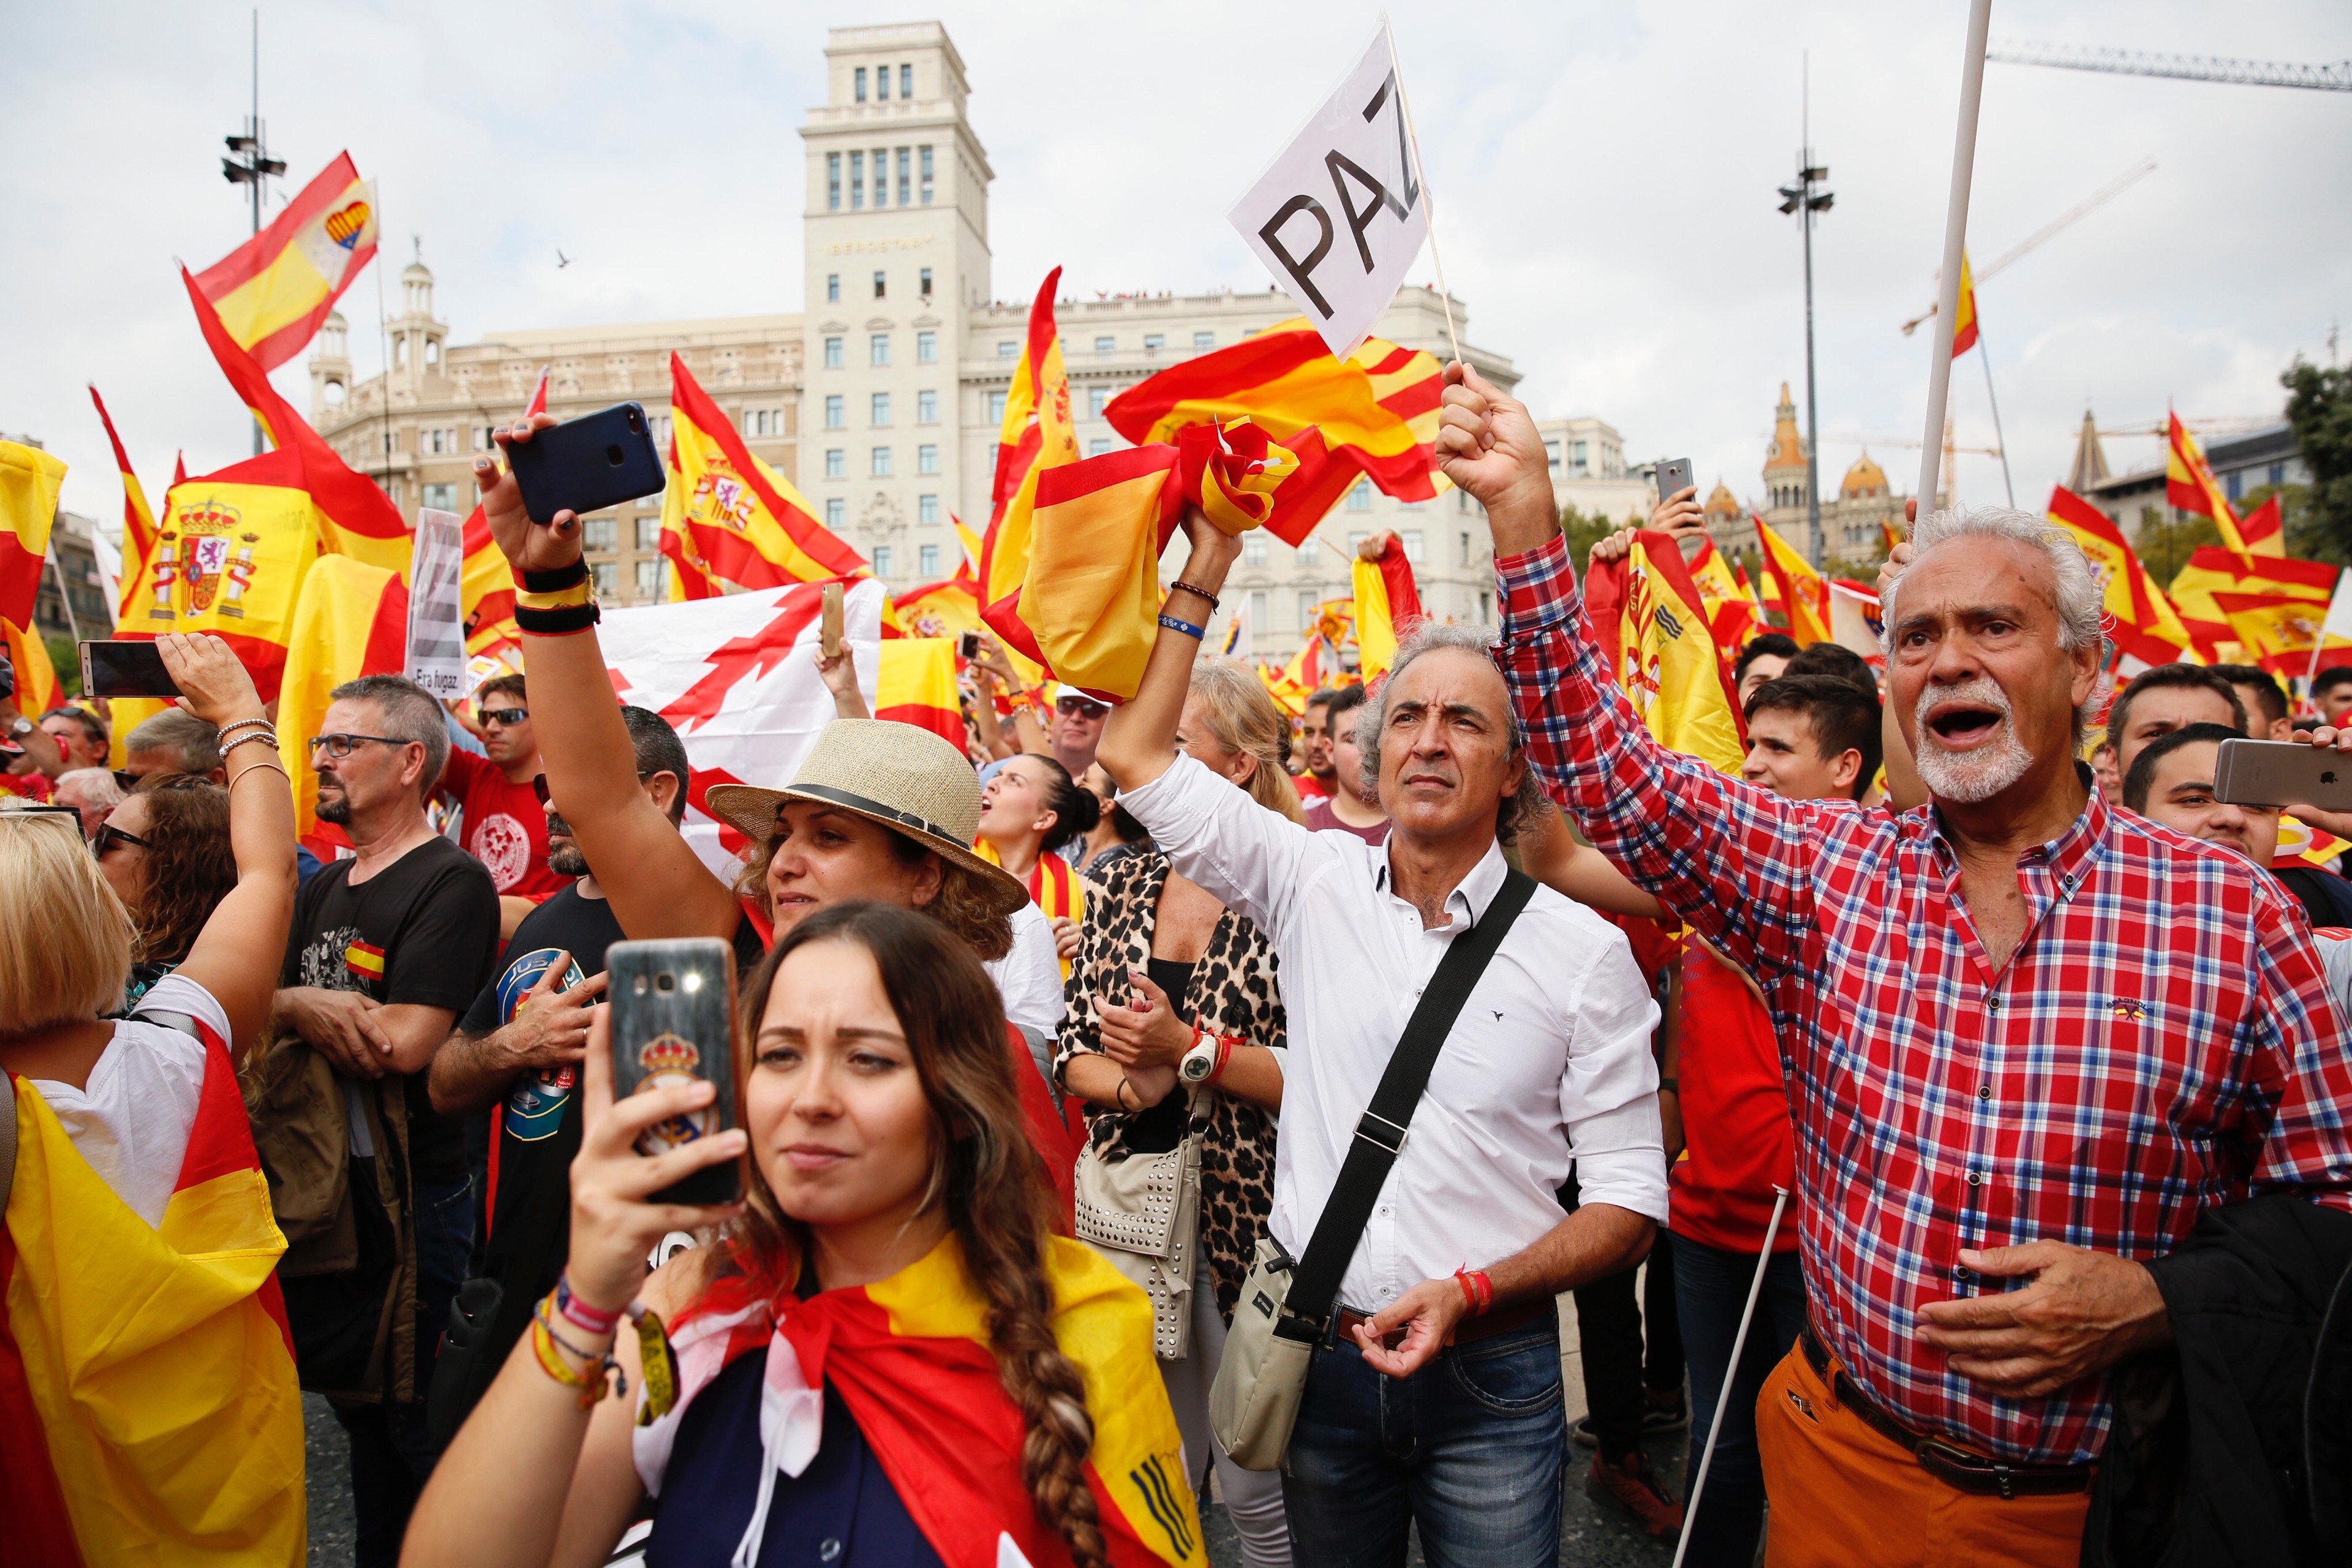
1434, 363, 2352, 1566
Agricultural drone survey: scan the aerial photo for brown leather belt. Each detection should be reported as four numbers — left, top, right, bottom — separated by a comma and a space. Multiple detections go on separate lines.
1335, 1295, 1552, 1352
1799, 1325, 2092, 1499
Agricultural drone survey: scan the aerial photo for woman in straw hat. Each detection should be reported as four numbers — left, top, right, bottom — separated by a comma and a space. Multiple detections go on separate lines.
464, 420, 1084, 1214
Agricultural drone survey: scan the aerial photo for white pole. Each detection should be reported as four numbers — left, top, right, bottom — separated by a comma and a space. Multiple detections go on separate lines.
1670, 1186, 1790, 1568
1917, 0, 1994, 511
1382, 19, 1464, 364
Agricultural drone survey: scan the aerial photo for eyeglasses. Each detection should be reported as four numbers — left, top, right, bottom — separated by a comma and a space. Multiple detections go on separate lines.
480, 707, 529, 727
533, 770, 655, 805
111, 768, 140, 791
307, 733, 411, 760
92, 822, 153, 858
1055, 696, 1108, 717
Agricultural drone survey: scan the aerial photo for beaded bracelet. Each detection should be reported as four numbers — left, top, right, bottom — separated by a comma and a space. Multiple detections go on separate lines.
216, 717, 273, 744
1167, 580, 1221, 613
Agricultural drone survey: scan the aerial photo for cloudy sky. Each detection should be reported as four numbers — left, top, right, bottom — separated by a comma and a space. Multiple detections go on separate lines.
8, 1, 2350, 530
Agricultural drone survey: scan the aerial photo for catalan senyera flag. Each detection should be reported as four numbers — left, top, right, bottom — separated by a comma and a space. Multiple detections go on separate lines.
2166, 412, 2272, 559
979, 270, 1082, 667
1583, 530, 1746, 774
192, 152, 378, 372
660, 353, 864, 598
873, 637, 963, 748
646, 1233, 1196, 1567
181, 267, 411, 575
2168, 545, 2335, 659
1104, 318, 1446, 545
274, 554, 409, 846
1754, 513, 1832, 646
2, 1044, 304, 1566
2045, 486, 2199, 669
2, 616, 61, 718
2209, 590, 2352, 679
89, 387, 162, 619
459, 368, 547, 666
0, 440, 66, 629
1351, 532, 1423, 680
1950, 251, 1979, 358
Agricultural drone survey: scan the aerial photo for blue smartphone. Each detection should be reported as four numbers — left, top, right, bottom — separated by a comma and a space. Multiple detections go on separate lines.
505, 402, 666, 525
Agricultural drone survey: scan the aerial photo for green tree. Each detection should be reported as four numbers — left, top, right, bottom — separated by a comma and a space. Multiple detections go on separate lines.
2282, 358, 2352, 562
1558, 502, 1624, 575
2234, 481, 2331, 565
43, 634, 79, 698
2134, 507, 2222, 587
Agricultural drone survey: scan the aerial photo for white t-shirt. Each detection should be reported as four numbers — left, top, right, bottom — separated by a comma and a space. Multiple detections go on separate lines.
28, 973, 223, 1229
986, 900, 1068, 1087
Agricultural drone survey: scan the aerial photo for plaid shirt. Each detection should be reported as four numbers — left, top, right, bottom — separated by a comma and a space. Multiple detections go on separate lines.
1497, 532, 2352, 1463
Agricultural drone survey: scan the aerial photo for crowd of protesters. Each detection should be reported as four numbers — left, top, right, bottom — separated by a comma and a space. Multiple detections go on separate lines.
4, 366, 2351, 1568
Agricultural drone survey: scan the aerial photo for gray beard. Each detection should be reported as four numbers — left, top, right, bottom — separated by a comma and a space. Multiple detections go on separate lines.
1913, 679, 2035, 804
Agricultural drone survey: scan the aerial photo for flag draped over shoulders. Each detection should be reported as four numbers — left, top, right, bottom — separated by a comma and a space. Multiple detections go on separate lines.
638, 1234, 1196, 1568
1, 1049, 304, 1567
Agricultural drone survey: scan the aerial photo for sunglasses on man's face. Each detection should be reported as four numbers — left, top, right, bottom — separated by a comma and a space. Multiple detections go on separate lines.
534, 771, 655, 807
480, 707, 529, 728
1056, 696, 1108, 718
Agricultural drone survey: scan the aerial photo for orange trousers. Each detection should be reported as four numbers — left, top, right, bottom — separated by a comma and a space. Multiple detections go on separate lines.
1754, 1343, 2092, 1568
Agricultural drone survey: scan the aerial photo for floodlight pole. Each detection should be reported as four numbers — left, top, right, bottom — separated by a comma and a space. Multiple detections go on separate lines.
219, 10, 286, 454
1779, 58, 1834, 567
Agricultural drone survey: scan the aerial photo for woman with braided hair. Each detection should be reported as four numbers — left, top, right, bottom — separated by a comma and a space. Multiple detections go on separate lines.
405, 901, 1196, 1568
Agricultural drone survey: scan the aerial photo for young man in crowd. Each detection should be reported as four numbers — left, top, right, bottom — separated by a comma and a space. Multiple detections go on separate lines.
273, 673, 501, 1568
2211, 662, 2293, 741
1733, 631, 1798, 706
1100, 514, 1665, 1564
1294, 686, 1340, 801
1301, 680, 1389, 845
2096, 663, 2245, 791
1448, 358, 2352, 1567
1663, 671, 1879, 1567
2316, 665, 2352, 728
424, 706, 763, 1433
123, 707, 224, 783
437, 674, 569, 928
40, 705, 110, 769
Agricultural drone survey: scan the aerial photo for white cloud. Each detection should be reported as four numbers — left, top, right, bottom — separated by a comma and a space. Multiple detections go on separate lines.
6, 0, 2347, 531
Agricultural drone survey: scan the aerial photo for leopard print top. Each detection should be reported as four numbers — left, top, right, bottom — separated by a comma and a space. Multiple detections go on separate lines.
1053, 848, 1283, 1325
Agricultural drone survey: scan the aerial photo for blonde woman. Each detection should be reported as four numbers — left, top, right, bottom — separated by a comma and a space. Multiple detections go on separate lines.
1055, 658, 1296, 1568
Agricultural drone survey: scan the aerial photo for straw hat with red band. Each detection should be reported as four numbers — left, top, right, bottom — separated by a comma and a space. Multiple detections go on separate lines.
704, 719, 1028, 919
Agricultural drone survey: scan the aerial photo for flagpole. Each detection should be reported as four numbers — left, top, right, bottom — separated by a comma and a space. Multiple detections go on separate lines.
1382, 19, 1464, 364
1917, 0, 1994, 510
1975, 324, 2016, 508
1672, 1186, 1792, 1568
43, 552, 83, 646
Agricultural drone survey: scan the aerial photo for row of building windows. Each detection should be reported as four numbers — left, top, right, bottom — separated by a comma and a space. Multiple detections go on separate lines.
852, 62, 915, 103
826, 146, 935, 210
820, 331, 937, 369
826, 269, 932, 304
822, 444, 941, 478
818, 494, 943, 530
823, 390, 939, 428
993, 329, 1216, 360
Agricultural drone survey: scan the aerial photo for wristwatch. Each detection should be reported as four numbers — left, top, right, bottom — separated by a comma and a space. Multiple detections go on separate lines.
5, 715, 29, 739
1179, 1028, 1232, 1085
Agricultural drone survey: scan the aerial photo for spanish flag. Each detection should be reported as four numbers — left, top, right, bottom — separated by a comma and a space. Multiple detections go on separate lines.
660, 354, 865, 597
1, 616, 61, 718
0, 440, 66, 630
1, 1039, 306, 1565
1583, 530, 1746, 774
89, 387, 162, 619
192, 151, 378, 372
1351, 531, 1423, 680
1754, 513, 1832, 647
2169, 546, 2334, 658
980, 270, 1082, 668
1105, 318, 1445, 543
459, 367, 547, 664
873, 637, 963, 748
181, 267, 412, 575
645, 1232, 1196, 1568
1950, 251, 1979, 358
1260, 642, 1319, 718
2167, 412, 2272, 559
2210, 590, 2352, 679
2045, 486, 2199, 669
2236, 492, 2285, 557
1683, 533, 1760, 653
974, 837, 1090, 980
274, 555, 409, 848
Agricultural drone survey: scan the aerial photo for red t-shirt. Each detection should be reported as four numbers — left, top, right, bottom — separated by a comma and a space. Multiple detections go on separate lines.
437, 748, 568, 898
1294, 772, 1332, 802
1668, 940, 1800, 1255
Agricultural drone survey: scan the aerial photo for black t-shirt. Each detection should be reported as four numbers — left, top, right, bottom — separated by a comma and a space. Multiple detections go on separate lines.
281, 834, 502, 1183
459, 891, 765, 1403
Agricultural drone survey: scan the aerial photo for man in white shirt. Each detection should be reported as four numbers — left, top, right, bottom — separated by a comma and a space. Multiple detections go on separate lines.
1098, 510, 1665, 1567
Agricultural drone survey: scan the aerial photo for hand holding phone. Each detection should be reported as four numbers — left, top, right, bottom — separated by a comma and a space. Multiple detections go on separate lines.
958, 630, 982, 661
821, 582, 844, 658
81, 639, 183, 699
606, 938, 742, 1205
2214, 736, 2352, 813
1655, 456, 1695, 503
502, 402, 666, 526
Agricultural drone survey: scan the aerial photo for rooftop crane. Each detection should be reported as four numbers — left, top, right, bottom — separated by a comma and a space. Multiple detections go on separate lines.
1819, 432, 2005, 458
1987, 42, 2352, 94
1901, 158, 2157, 336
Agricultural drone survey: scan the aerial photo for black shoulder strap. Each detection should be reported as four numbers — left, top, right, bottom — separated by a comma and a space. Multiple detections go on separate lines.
1283, 869, 1539, 1330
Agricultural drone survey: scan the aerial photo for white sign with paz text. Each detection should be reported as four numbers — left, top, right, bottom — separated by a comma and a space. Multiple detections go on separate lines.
406, 507, 468, 698
1228, 22, 1430, 361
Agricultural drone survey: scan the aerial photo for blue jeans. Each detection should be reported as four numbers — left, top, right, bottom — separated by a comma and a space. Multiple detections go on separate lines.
1673, 1234, 1808, 1568
1281, 1317, 1564, 1567
334, 1170, 473, 1568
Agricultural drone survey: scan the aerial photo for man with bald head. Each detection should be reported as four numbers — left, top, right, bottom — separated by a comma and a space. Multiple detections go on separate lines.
1444, 358, 2352, 1567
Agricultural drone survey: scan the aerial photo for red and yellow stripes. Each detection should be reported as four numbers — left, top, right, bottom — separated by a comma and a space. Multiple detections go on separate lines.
1585, 530, 1746, 774
660, 354, 865, 598
874, 638, 963, 748
1351, 532, 1423, 680
979, 270, 1082, 668
2045, 486, 2199, 669
460, 368, 546, 663
192, 152, 377, 372
1950, 251, 1979, 358
89, 387, 162, 619
2167, 412, 2272, 560
0, 440, 65, 630
2169, 546, 2334, 659
1754, 513, 1831, 646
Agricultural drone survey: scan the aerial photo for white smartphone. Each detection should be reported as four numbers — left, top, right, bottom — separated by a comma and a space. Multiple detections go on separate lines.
2212, 737, 2352, 812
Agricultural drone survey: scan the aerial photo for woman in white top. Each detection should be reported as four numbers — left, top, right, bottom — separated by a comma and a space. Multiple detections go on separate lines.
0, 633, 302, 1565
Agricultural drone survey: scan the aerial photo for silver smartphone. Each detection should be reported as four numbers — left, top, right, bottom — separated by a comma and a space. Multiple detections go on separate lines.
2212, 737, 2352, 812
1655, 456, 1695, 503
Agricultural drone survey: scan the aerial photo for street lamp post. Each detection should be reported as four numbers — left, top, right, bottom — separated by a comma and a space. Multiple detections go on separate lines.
219, 10, 284, 454
1777, 71, 1833, 567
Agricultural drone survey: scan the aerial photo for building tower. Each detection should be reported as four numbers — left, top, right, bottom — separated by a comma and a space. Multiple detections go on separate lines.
309, 309, 351, 426
1762, 382, 1809, 519
798, 23, 994, 587
2066, 409, 2111, 494
390, 250, 446, 398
